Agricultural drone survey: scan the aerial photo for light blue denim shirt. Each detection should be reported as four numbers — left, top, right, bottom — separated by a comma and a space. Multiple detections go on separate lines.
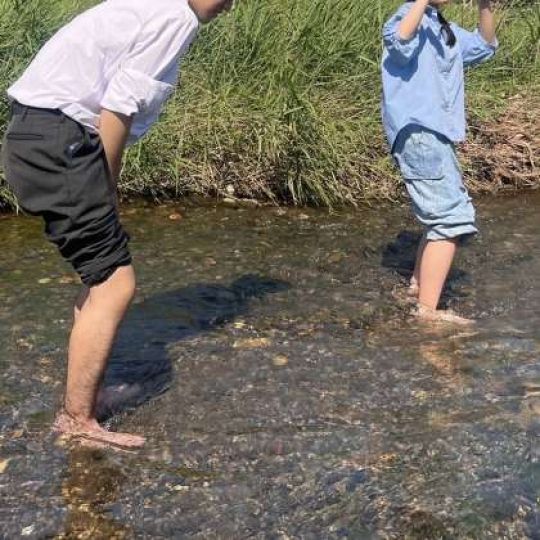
381, 3, 498, 150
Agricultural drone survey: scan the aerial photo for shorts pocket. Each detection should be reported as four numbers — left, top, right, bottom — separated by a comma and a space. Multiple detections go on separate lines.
395, 132, 444, 180
65, 129, 116, 221
6, 132, 44, 141
2, 132, 67, 215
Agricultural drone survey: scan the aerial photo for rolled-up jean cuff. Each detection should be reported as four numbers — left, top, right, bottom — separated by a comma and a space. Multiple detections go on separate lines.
74, 225, 132, 286
80, 254, 132, 287
426, 224, 478, 242
49, 209, 132, 287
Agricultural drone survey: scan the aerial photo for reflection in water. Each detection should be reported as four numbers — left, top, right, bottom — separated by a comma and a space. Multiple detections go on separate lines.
418, 341, 465, 398
521, 380, 540, 463
60, 448, 130, 539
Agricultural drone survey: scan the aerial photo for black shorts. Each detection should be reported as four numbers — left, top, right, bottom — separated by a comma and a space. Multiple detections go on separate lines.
1, 103, 131, 287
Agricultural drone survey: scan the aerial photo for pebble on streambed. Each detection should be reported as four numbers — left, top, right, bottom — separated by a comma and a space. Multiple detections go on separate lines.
0, 458, 10, 474
272, 354, 289, 367
232, 337, 272, 349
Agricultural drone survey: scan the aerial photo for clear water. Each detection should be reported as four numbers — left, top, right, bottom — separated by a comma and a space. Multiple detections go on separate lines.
1, 194, 540, 538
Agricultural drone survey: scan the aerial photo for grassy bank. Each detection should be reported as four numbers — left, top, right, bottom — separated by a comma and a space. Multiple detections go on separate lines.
1, 0, 538, 208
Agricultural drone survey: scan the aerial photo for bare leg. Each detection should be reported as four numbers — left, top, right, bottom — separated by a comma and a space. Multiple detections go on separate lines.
409, 232, 427, 295
54, 265, 145, 448
414, 238, 473, 325
74, 283, 141, 421
417, 239, 457, 310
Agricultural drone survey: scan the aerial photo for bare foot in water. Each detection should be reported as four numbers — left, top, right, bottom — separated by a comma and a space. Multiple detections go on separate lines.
52, 410, 146, 449
414, 304, 475, 326
392, 282, 420, 305
407, 282, 419, 299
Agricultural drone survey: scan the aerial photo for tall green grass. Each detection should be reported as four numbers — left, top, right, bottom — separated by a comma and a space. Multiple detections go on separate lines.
0, 0, 94, 206
0, 0, 538, 207
125, 0, 392, 206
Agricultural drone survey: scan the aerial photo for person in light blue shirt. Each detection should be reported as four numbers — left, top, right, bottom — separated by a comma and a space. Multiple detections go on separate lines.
381, 0, 498, 324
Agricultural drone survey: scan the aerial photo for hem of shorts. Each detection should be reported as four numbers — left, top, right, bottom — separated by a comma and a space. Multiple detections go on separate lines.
81, 257, 132, 287
77, 245, 132, 285
425, 227, 478, 242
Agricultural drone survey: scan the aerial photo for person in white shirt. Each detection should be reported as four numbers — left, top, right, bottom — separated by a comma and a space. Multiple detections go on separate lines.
2, 0, 233, 449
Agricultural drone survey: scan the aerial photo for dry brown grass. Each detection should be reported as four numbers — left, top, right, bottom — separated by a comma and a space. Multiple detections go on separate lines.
461, 93, 540, 194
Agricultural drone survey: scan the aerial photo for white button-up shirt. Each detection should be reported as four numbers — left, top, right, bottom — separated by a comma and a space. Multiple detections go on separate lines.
8, 0, 199, 144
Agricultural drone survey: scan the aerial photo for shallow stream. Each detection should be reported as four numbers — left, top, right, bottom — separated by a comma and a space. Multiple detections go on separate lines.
1, 193, 540, 538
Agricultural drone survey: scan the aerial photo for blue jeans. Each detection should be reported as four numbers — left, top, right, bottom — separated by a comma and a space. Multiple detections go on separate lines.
393, 125, 477, 241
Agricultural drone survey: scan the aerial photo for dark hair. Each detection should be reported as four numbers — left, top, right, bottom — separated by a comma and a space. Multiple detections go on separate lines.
406, 1, 457, 47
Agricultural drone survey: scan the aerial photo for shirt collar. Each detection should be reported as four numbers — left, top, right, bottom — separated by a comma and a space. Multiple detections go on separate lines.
425, 5, 439, 19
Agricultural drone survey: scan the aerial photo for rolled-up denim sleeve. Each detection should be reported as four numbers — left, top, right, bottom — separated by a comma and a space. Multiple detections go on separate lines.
383, 13, 421, 66
453, 24, 498, 67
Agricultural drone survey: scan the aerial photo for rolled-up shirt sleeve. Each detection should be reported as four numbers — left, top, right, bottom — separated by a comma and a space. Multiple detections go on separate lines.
452, 24, 498, 67
101, 68, 174, 117
383, 9, 421, 66
100, 11, 198, 118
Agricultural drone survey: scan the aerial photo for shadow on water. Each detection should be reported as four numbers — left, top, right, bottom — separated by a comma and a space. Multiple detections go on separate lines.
98, 274, 289, 420
381, 230, 421, 280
